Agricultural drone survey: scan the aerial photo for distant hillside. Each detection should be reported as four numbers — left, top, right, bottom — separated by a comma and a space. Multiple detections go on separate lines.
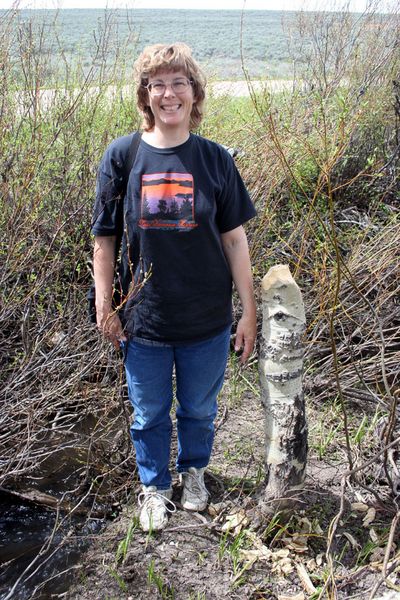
1, 8, 299, 78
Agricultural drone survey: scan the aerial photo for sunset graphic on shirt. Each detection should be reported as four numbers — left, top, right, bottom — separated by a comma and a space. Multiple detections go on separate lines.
139, 172, 197, 231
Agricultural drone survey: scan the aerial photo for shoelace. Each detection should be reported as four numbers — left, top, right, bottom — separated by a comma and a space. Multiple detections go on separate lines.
184, 471, 209, 497
138, 490, 176, 514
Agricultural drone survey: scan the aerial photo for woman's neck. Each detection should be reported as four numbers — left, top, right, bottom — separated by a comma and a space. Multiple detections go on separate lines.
141, 128, 190, 149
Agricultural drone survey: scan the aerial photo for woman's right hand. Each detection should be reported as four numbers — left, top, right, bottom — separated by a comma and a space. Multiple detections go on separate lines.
93, 236, 127, 350
97, 309, 127, 350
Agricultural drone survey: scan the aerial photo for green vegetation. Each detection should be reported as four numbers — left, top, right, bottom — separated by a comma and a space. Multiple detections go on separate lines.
147, 559, 176, 599
0, 8, 298, 80
115, 518, 138, 565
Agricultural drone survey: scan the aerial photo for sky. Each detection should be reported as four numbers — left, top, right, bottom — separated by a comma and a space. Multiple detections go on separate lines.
0, 0, 390, 12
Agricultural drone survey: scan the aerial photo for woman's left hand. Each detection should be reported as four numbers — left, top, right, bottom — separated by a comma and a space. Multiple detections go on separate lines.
234, 312, 257, 364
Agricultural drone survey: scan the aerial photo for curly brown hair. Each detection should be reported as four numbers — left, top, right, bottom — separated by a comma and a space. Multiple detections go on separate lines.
134, 43, 206, 132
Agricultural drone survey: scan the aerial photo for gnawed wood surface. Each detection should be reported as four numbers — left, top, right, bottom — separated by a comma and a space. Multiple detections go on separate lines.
259, 264, 307, 512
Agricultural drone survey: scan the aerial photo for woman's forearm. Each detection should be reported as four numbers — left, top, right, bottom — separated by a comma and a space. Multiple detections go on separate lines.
221, 226, 256, 363
221, 227, 256, 315
93, 235, 126, 347
93, 235, 117, 318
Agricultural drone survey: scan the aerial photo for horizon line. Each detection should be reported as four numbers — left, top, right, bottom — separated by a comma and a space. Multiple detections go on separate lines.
0, 6, 369, 12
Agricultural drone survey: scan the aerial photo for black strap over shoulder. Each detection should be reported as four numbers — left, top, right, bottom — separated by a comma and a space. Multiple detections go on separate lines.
120, 131, 142, 198
114, 131, 142, 260
88, 131, 142, 324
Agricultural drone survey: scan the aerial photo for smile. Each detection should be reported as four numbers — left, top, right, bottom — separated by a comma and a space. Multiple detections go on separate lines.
161, 104, 182, 112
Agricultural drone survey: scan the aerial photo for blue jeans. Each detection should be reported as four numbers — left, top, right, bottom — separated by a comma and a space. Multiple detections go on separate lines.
123, 326, 231, 490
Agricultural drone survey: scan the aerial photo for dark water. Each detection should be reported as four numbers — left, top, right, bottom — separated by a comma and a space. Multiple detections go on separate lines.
0, 492, 102, 600
0, 425, 110, 599
0, 407, 131, 599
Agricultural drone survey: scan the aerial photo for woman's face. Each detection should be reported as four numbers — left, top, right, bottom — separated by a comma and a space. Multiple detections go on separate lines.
146, 69, 196, 133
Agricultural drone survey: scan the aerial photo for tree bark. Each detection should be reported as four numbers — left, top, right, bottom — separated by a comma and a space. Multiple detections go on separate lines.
259, 264, 307, 513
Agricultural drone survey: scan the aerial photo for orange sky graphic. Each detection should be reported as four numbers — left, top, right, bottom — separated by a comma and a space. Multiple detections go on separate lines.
142, 173, 193, 200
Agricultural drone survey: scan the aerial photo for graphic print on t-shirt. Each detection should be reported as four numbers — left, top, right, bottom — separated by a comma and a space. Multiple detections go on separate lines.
139, 172, 197, 231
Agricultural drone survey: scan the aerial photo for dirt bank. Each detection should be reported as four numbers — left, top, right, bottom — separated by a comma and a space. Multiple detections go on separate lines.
67, 360, 399, 599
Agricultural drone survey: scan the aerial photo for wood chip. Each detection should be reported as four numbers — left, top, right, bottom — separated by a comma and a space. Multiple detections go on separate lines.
343, 531, 361, 549
306, 558, 317, 572
296, 562, 317, 594
369, 527, 379, 543
316, 553, 324, 566
278, 593, 305, 600
351, 502, 369, 512
362, 507, 376, 527
271, 557, 294, 575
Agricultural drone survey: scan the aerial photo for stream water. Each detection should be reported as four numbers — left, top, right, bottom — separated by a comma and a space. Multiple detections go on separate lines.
0, 490, 102, 599
1, 392, 132, 599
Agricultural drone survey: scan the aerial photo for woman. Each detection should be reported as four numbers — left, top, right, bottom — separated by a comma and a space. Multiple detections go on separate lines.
92, 43, 256, 531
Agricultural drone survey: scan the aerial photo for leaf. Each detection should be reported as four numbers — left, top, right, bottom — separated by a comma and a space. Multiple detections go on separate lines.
354, 491, 369, 504
271, 556, 294, 576
271, 548, 290, 561
369, 547, 385, 563
208, 501, 230, 518
282, 535, 309, 554
313, 522, 324, 535
239, 546, 271, 562
362, 507, 376, 527
221, 509, 249, 534
232, 555, 258, 581
296, 562, 317, 594
282, 563, 294, 576
298, 516, 312, 533
207, 503, 219, 517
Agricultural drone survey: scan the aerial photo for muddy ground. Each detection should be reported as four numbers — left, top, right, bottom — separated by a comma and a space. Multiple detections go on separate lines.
68, 362, 400, 600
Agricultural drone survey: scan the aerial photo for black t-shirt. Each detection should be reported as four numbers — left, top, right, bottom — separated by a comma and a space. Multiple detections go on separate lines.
91, 133, 256, 344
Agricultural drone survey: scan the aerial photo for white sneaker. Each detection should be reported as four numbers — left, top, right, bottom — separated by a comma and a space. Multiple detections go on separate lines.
138, 486, 175, 531
180, 467, 209, 511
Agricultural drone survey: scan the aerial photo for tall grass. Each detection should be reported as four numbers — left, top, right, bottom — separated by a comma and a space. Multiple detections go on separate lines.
241, 6, 399, 484
0, 7, 140, 498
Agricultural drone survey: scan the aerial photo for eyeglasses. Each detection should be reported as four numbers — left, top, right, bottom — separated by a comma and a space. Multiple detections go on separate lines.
144, 77, 193, 97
